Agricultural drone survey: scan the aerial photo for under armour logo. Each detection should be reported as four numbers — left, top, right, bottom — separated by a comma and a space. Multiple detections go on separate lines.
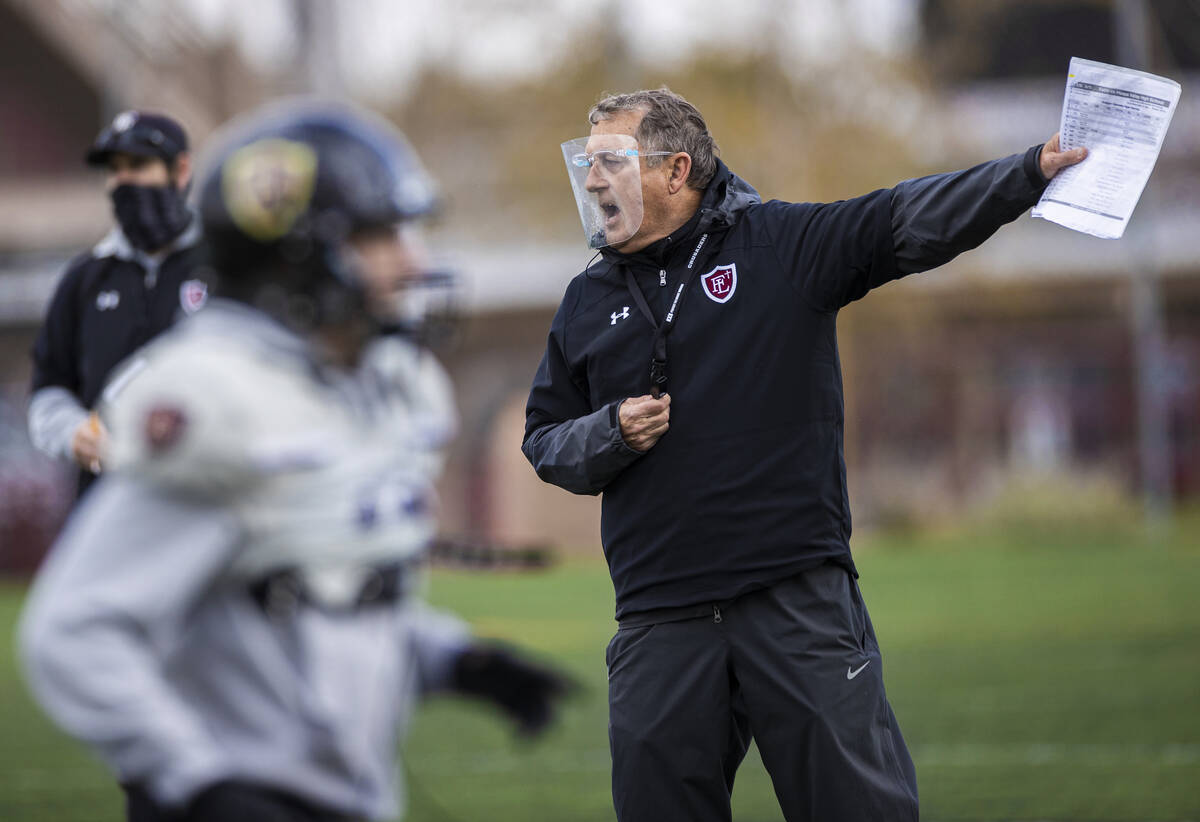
610, 306, 630, 325
96, 290, 120, 310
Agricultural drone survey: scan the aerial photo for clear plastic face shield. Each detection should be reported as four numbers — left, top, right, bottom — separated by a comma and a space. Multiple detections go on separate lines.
562, 133, 666, 250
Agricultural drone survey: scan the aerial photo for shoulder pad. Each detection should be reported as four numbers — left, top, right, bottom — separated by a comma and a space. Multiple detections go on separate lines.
100, 332, 270, 496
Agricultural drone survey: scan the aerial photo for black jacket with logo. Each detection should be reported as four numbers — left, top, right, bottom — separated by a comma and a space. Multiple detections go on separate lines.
30, 223, 207, 498
32, 225, 207, 411
524, 148, 1049, 618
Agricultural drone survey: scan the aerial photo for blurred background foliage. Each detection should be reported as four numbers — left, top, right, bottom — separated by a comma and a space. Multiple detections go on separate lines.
1, 0, 1198, 572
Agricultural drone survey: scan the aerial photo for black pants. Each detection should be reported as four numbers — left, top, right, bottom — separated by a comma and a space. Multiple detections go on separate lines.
606, 563, 918, 822
125, 781, 359, 822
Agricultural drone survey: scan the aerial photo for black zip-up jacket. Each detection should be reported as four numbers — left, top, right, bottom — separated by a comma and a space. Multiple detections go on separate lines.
524, 148, 1050, 619
32, 226, 206, 410
29, 222, 207, 496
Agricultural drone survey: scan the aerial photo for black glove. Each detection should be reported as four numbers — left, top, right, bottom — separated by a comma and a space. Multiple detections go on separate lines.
451, 644, 576, 737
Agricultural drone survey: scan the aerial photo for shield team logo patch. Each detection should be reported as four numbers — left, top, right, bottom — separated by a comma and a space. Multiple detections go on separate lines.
144, 405, 188, 453
179, 279, 208, 314
702, 263, 737, 304
222, 138, 317, 242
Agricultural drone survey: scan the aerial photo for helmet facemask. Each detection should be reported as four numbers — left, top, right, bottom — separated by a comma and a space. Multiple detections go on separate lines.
197, 101, 456, 355
333, 223, 462, 349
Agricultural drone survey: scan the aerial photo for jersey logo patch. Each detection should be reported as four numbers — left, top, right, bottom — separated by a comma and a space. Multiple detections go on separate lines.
610, 306, 630, 325
144, 405, 188, 453
179, 279, 208, 314
702, 264, 737, 304
96, 290, 120, 310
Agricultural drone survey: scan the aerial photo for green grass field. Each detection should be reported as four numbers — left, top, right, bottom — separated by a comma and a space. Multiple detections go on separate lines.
1, 512, 1198, 821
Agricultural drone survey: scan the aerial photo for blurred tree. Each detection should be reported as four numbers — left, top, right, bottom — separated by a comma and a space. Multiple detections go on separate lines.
390, 23, 925, 246
920, 0, 1200, 82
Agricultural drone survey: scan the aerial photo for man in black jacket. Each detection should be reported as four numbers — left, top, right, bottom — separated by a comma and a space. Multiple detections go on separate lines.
28, 111, 208, 497
524, 87, 1087, 822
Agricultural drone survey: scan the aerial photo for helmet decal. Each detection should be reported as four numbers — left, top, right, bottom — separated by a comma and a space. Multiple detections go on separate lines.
197, 100, 452, 341
221, 138, 318, 242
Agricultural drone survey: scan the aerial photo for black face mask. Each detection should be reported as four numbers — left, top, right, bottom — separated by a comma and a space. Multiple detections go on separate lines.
110, 183, 192, 252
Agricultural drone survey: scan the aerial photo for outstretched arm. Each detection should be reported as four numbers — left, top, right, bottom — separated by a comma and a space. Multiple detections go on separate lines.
767, 134, 1089, 312
890, 133, 1088, 278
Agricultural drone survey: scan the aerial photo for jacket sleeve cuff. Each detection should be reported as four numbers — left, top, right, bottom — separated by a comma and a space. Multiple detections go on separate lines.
1024, 143, 1049, 189
27, 386, 88, 462
405, 603, 473, 694
610, 400, 645, 457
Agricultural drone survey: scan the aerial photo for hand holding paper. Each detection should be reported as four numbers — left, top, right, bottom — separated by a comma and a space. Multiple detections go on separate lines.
1038, 133, 1089, 181
1032, 57, 1181, 239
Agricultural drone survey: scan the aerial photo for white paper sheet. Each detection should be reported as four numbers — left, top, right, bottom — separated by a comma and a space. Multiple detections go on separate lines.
1032, 57, 1181, 239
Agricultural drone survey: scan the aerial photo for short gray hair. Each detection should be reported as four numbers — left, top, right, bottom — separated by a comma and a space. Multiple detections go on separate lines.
588, 87, 719, 190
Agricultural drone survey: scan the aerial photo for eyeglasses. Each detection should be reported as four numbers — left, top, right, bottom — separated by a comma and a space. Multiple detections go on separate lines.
570, 149, 674, 172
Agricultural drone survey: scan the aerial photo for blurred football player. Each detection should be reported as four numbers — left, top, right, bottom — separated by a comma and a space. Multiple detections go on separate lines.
19, 101, 568, 822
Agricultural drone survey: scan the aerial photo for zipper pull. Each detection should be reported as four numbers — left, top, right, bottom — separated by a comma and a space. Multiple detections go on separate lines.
659, 269, 667, 287
713, 604, 722, 624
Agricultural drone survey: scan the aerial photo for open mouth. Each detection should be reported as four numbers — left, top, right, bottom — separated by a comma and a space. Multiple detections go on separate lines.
601, 202, 620, 222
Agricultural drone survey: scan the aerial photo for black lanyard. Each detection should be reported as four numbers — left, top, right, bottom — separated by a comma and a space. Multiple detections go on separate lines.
622, 233, 709, 398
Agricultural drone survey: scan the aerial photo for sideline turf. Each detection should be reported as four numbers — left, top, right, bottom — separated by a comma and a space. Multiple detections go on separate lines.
1, 514, 1197, 821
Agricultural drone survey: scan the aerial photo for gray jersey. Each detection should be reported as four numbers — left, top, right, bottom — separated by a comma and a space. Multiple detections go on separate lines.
19, 300, 469, 819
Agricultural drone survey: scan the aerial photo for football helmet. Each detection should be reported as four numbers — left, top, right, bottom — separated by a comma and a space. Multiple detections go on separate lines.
197, 100, 455, 342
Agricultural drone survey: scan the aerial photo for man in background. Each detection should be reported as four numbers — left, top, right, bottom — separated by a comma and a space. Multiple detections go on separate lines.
28, 110, 208, 497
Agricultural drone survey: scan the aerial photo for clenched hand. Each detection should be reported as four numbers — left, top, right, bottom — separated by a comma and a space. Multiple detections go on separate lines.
619, 394, 671, 452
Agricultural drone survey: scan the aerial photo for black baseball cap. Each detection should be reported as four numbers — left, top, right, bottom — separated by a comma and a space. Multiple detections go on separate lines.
85, 110, 189, 167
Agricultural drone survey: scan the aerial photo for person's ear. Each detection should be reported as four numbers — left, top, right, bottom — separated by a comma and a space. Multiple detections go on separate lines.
665, 153, 692, 195
171, 152, 193, 190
